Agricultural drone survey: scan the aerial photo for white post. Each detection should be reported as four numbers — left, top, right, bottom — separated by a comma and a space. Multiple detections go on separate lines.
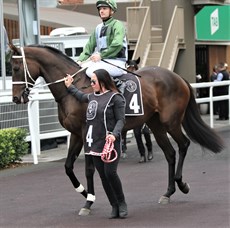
27, 90, 40, 164
209, 86, 214, 128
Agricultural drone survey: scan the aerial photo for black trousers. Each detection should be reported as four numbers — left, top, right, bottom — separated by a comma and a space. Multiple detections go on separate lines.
133, 125, 152, 157
92, 151, 125, 206
218, 100, 229, 119
215, 88, 229, 119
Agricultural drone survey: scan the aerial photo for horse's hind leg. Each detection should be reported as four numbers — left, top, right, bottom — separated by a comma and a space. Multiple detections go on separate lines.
169, 128, 190, 194
148, 120, 177, 204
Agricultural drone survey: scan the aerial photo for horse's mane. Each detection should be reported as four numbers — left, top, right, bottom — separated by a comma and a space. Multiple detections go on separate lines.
28, 44, 78, 66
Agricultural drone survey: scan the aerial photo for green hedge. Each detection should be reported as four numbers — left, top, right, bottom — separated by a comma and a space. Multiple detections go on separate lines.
0, 128, 28, 169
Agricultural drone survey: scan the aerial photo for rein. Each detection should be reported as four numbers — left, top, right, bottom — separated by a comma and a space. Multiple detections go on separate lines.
12, 47, 88, 90
102, 59, 141, 77
85, 138, 118, 163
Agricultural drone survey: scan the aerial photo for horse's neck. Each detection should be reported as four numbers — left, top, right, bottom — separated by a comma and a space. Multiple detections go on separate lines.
42, 65, 80, 102
45, 67, 88, 102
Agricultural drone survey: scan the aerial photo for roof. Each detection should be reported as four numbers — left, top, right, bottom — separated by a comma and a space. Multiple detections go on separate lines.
3, 3, 101, 33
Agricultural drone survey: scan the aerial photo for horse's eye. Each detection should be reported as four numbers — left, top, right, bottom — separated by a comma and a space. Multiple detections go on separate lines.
12, 59, 22, 72
13, 65, 20, 72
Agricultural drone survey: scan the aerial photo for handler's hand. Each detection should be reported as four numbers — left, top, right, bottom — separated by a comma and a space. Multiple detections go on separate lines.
64, 74, 74, 88
106, 134, 116, 143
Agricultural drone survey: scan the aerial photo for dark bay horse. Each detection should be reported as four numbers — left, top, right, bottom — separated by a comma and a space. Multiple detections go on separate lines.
10, 45, 224, 215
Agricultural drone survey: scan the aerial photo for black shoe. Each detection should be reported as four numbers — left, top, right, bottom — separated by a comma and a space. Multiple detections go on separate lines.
216, 117, 225, 121
147, 151, 153, 160
139, 156, 146, 163
118, 201, 128, 218
109, 205, 119, 219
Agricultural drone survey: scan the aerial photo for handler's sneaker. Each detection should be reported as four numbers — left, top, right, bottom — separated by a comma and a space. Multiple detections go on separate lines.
118, 201, 128, 218
109, 205, 119, 219
147, 151, 153, 160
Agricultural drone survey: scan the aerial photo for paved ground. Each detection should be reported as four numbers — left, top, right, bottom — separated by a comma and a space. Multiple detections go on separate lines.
0, 123, 229, 228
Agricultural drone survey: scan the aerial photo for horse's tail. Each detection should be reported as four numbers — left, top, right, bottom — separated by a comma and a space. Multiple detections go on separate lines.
182, 80, 224, 153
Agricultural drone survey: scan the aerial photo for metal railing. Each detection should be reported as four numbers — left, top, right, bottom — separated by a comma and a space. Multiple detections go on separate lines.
0, 80, 230, 164
191, 80, 230, 128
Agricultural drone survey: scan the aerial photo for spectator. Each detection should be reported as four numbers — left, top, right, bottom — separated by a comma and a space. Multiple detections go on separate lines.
210, 65, 219, 114
214, 62, 229, 120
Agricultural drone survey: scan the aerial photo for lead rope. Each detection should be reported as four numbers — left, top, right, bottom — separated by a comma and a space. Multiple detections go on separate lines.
101, 138, 118, 163
85, 138, 118, 163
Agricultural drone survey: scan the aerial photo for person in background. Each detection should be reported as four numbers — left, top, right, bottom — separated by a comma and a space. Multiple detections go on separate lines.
64, 69, 128, 219
210, 65, 218, 82
210, 65, 219, 115
77, 0, 127, 92
224, 63, 230, 77
134, 124, 153, 163
214, 62, 229, 120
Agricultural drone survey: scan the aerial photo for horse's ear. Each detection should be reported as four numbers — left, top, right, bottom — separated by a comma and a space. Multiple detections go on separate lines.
8, 42, 20, 55
136, 57, 140, 64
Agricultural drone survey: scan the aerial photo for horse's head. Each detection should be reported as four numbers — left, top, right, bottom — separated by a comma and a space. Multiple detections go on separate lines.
126, 57, 140, 72
9, 44, 40, 104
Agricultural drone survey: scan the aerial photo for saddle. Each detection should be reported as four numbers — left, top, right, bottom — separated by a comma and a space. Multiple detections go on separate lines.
115, 73, 144, 116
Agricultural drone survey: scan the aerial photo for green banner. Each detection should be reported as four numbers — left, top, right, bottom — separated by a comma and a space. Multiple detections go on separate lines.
195, 5, 230, 41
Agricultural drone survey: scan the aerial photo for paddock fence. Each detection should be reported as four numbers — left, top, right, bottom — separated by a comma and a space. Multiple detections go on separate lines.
0, 80, 230, 164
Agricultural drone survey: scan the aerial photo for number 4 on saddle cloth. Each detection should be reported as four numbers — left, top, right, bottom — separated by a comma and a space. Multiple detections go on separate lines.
115, 73, 144, 116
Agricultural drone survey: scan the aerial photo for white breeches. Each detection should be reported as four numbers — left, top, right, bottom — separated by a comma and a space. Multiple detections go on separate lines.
81, 59, 127, 78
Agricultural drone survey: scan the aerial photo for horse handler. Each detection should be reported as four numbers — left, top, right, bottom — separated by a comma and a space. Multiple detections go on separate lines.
64, 69, 128, 219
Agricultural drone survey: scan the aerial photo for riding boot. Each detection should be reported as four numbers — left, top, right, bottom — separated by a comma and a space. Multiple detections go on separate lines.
118, 201, 128, 218
139, 155, 146, 163
147, 151, 153, 161
109, 204, 119, 219
113, 78, 126, 94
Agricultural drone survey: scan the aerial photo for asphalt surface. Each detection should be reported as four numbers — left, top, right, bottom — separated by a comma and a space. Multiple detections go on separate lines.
0, 127, 229, 228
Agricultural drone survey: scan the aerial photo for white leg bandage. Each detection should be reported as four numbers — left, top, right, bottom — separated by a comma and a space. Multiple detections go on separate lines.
87, 194, 96, 202
75, 184, 85, 193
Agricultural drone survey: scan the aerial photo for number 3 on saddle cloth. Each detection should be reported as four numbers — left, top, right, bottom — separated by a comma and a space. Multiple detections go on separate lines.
119, 73, 144, 116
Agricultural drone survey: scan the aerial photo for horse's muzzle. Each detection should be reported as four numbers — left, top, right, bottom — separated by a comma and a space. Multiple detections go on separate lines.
13, 96, 22, 104
13, 88, 30, 104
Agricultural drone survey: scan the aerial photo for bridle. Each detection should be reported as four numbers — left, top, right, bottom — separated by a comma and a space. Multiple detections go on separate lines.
12, 47, 36, 90
12, 47, 87, 93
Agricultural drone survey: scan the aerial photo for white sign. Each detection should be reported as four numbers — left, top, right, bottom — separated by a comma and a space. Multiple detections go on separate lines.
210, 8, 219, 35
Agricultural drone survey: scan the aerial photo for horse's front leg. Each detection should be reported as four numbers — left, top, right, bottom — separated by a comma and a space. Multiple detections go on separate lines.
64, 134, 95, 215
79, 155, 96, 216
65, 134, 87, 196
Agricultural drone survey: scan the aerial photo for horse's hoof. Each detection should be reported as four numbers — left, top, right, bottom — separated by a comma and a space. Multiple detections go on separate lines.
158, 196, 170, 204
78, 207, 91, 216
180, 183, 190, 194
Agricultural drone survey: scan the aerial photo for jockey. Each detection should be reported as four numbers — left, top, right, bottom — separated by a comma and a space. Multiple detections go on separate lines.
77, 0, 128, 92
